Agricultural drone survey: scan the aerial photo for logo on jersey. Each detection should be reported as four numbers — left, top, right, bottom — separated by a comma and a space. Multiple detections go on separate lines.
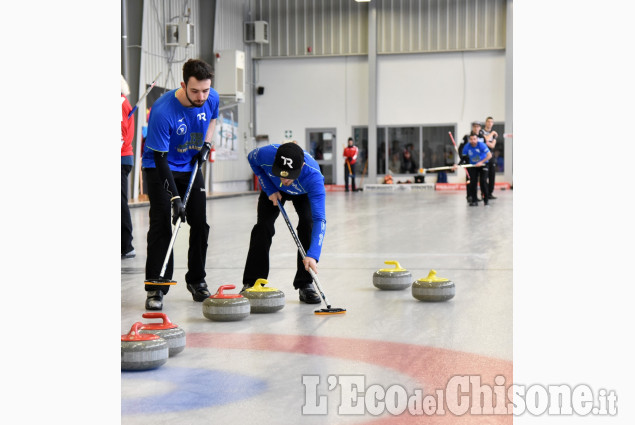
176, 124, 187, 136
197, 113, 206, 121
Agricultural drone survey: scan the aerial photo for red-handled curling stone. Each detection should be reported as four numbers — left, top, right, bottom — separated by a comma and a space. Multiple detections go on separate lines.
241, 279, 285, 313
202, 284, 251, 321
121, 322, 169, 370
139, 313, 186, 357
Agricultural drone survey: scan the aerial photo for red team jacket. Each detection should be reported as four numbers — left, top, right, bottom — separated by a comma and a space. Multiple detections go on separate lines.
343, 145, 359, 165
121, 94, 134, 157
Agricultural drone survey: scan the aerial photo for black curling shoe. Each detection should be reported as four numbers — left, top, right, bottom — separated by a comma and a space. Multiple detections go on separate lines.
187, 282, 211, 302
145, 290, 163, 310
299, 286, 321, 304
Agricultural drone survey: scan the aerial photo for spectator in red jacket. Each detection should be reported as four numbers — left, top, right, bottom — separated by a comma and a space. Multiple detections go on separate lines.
343, 137, 359, 192
121, 75, 136, 258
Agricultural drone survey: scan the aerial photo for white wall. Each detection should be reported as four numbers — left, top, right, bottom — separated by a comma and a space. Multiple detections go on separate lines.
211, 0, 256, 193
255, 56, 365, 147
379, 51, 505, 136
256, 49, 507, 185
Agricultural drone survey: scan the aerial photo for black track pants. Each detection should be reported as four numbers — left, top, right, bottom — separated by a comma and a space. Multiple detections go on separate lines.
243, 191, 313, 289
121, 164, 134, 254
144, 167, 210, 294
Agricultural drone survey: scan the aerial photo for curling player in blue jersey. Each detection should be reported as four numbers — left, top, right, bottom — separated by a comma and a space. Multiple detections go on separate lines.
242, 142, 327, 304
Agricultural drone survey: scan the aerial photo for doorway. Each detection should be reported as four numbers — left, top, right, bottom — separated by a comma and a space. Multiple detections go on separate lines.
306, 128, 336, 184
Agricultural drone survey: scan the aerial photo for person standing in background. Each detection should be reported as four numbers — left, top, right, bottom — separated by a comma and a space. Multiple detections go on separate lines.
343, 137, 359, 192
121, 75, 135, 259
481, 116, 499, 200
454, 133, 492, 207
459, 121, 485, 203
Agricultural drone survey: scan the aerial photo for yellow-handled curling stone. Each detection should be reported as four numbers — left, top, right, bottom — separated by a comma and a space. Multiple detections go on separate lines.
121, 322, 169, 371
372, 261, 412, 290
202, 284, 251, 321
138, 312, 186, 357
241, 279, 285, 313
412, 270, 455, 302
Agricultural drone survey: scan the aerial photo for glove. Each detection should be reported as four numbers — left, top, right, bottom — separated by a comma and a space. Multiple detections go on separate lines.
191, 142, 212, 167
347, 157, 353, 162
171, 196, 186, 225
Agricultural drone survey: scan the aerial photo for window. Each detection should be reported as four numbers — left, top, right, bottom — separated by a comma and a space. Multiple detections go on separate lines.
352, 127, 369, 176
388, 127, 420, 174
421, 125, 456, 169
354, 124, 460, 176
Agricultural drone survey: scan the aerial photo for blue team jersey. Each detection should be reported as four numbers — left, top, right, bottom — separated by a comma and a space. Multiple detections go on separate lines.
248, 144, 327, 261
142, 88, 220, 172
462, 141, 490, 165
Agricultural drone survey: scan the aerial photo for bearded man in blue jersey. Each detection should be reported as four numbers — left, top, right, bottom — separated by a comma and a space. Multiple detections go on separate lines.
243, 142, 326, 304
141, 59, 220, 310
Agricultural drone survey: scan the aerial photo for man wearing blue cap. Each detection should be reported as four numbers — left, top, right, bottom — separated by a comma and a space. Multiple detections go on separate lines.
242, 142, 326, 303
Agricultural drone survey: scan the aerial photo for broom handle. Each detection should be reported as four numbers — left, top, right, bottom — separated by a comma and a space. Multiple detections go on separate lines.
277, 202, 331, 309
128, 72, 162, 119
448, 131, 471, 182
158, 142, 212, 277
424, 164, 476, 172
158, 160, 203, 278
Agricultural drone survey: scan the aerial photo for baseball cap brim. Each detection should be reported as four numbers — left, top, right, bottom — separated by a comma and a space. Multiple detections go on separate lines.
272, 163, 302, 180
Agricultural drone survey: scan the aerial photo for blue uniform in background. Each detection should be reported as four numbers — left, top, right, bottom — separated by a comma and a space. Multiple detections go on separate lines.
244, 144, 327, 290
462, 141, 491, 206
462, 141, 490, 165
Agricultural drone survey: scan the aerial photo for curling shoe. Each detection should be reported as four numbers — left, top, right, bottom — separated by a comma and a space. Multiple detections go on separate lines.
122, 249, 136, 259
145, 290, 163, 310
299, 286, 321, 304
187, 282, 211, 302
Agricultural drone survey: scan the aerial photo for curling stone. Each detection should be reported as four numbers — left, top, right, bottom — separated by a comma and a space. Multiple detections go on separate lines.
412, 270, 456, 302
372, 261, 412, 290
241, 278, 285, 313
139, 313, 186, 357
121, 322, 169, 371
202, 284, 251, 322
